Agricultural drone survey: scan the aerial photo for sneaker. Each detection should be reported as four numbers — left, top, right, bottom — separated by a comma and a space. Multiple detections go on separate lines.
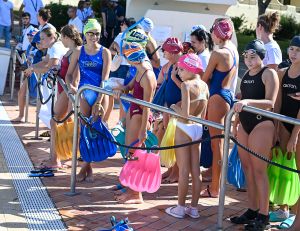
245, 214, 271, 231
269, 209, 289, 222
185, 206, 200, 219
29, 99, 37, 106
230, 209, 258, 224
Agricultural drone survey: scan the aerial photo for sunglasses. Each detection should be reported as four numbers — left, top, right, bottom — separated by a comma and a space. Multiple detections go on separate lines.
86, 31, 101, 37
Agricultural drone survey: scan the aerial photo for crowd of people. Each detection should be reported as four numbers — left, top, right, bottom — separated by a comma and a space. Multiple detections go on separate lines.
0, 0, 299, 230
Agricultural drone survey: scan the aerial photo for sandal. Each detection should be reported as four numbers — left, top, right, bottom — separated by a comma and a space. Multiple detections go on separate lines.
200, 185, 218, 198
28, 170, 54, 177
40, 131, 51, 137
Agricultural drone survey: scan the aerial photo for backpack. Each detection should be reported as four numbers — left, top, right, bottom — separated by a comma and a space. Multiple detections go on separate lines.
105, 8, 117, 29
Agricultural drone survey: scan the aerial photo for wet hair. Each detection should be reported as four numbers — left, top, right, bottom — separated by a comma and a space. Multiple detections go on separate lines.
41, 27, 59, 42
22, 12, 31, 18
191, 28, 214, 51
38, 8, 52, 22
60, 25, 83, 46
257, 11, 280, 34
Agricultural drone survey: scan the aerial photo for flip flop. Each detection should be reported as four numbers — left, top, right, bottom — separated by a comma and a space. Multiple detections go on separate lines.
30, 168, 54, 174
39, 131, 51, 137
200, 185, 218, 198
278, 215, 296, 229
28, 171, 54, 177
165, 206, 185, 219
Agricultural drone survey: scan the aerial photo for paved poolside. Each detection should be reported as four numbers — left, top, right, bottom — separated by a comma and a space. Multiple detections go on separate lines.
0, 91, 277, 231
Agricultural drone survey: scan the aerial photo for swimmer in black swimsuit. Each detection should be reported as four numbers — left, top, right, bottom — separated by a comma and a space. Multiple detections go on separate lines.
230, 39, 279, 231
273, 36, 300, 231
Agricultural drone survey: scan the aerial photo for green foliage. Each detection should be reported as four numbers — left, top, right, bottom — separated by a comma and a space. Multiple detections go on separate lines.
275, 14, 300, 40
231, 14, 246, 32
45, 3, 71, 31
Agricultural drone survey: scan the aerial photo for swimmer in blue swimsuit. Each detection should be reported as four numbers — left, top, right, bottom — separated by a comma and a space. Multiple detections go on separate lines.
201, 18, 239, 198
66, 19, 112, 182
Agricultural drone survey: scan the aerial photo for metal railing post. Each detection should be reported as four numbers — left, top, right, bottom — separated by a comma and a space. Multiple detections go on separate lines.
65, 86, 82, 196
25, 78, 29, 123
217, 108, 235, 230
10, 47, 16, 100
35, 74, 41, 139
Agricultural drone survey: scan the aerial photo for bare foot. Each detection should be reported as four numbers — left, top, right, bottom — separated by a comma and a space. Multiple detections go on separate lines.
38, 160, 62, 170
85, 166, 94, 183
115, 191, 143, 204
76, 168, 86, 182
162, 168, 171, 179
11, 116, 24, 123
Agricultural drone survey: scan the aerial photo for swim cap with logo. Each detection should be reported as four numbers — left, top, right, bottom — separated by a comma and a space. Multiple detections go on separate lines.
178, 53, 203, 74
124, 28, 148, 47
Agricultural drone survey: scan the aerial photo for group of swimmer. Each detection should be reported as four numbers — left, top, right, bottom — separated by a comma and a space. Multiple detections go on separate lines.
11, 8, 300, 231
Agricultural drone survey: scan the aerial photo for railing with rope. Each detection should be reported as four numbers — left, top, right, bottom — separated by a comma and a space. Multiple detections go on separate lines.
36, 71, 300, 230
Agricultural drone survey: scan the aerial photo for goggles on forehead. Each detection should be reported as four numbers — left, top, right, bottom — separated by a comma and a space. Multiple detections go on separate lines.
242, 49, 258, 56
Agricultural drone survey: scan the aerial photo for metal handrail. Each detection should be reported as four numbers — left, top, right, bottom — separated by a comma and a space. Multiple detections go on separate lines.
66, 84, 224, 196
217, 105, 300, 230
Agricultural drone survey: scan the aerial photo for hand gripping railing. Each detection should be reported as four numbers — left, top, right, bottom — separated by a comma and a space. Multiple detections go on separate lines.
217, 106, 300, 230
66, 84, 224, 196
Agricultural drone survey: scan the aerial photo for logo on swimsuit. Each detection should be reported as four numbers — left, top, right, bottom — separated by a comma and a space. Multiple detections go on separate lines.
243, 80, 255, 84
283, 83, 297, 90
82, 61, 97, 68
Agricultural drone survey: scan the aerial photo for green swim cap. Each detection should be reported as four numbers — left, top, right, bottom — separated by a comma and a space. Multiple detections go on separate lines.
83, 19, 101, 35
124, 28, 148, 47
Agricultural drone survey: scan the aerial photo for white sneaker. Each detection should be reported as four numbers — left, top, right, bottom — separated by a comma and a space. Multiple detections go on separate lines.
269, 209, 289, 222
185, 206, 200, 219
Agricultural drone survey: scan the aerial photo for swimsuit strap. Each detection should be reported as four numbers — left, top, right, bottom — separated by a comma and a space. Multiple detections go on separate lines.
222, 47, 236, 71
136, 69, 151, 83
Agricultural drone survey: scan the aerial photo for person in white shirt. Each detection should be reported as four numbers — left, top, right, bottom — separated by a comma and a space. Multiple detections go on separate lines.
0, 0, 14, 48
256, 11, 282, 70
67, 6, 83, 35
38, 8, 56, 31
21, 12, 35, 52
190, 27, 213, 72
19, 0, 44, 27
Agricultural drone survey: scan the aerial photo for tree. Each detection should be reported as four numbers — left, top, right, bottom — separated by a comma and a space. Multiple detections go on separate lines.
258, 0, 272, 16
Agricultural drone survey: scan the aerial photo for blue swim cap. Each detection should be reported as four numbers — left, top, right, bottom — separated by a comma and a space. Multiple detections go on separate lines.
290, 36, 300, 48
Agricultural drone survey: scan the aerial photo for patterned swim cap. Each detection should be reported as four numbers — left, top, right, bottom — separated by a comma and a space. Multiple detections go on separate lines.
123, 42, 147, 63
212, 19, 233, 40
178, 53, 203, 74
124, 28, 148, 47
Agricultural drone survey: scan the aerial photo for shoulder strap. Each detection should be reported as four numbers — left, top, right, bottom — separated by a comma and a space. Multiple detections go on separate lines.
137, 69, 150, 83
222, 47, 236, 70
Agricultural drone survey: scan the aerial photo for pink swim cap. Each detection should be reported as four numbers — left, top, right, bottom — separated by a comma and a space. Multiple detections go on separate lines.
212, 19, 233, 40
178, 53, 203, 74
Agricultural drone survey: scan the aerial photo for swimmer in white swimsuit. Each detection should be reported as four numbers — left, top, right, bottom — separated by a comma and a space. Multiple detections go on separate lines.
165, 53, 209, 219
